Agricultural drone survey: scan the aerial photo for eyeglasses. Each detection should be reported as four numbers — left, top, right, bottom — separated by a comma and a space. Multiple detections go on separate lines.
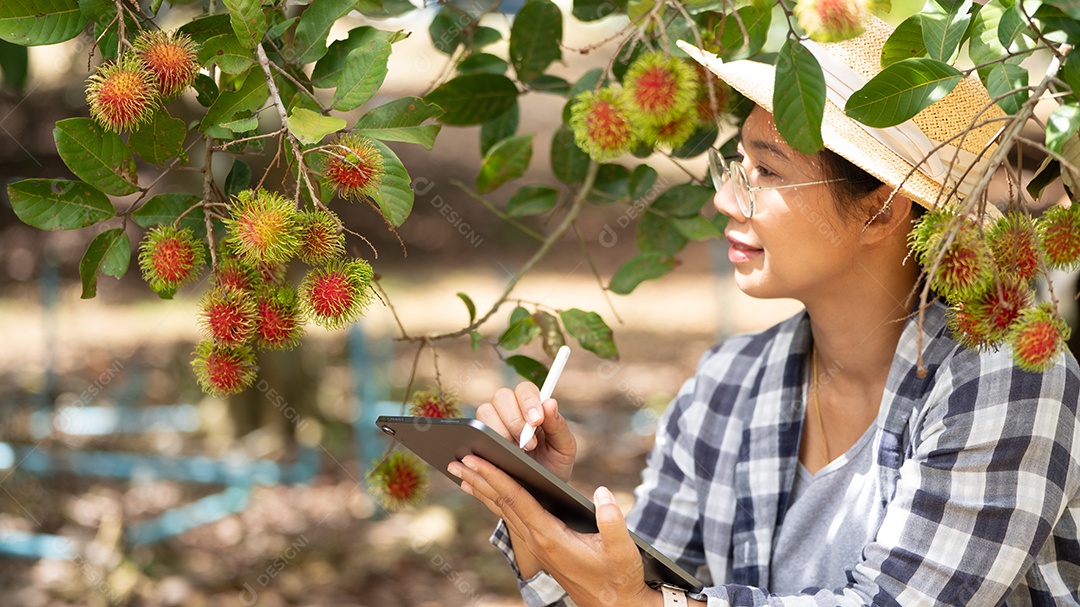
708, 148, 844, 219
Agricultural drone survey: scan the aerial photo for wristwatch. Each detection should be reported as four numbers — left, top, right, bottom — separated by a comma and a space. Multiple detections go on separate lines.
660, 584, 687, 607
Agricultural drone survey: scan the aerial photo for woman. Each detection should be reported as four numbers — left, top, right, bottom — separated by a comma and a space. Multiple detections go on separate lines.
447, 16, 1080, 607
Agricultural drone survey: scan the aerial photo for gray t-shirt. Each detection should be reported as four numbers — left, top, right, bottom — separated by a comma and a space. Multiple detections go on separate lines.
768, 419, 885, 595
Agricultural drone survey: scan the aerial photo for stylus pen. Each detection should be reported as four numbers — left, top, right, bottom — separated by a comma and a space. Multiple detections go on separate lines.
518, 345, 571, 449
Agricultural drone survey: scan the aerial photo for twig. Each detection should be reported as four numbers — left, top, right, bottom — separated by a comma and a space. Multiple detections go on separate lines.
449, 180, 545, 241
373, 277, 412, 340
572, 222, 623, 325
202, 136, 218, 268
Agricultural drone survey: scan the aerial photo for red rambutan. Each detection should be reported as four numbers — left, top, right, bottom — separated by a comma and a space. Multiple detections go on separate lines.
138, 225, 205, 295
255, 285, 305, 350
199, 286, 257, 346
191, 340, 258, 397
912, 212, 994, 303
297, 210, 345, 266
86, 53, 160, 133
408, 389, 463, 419
1009, 303, 1071, 373
299, 258, 374, 329
569, 87, 636, 162
988, 212, 1040, 282
225, 189, 301, 265
946, 303, 993, 351
134, 30, 200, 99
1038, 204, 1080, 271
621, 51, 698, 125
368, 451, 429, 511
211, 257, 259, 293
968, 276, 1035, 344
322, 134, 385, 201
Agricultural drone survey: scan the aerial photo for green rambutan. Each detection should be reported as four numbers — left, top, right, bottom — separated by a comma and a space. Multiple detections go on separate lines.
635, 111, 698, 149
199, 286, 257, 347
946, 303, 993, 351
86, 53, 160, 132
968, 276, 1035, 344
1009, 303, 1071, 373
988, 212, 1040, 283
297, 210, 345, 266
408, 389, 463, 419
322, 134, 385, 201
368, 451, 429, 511
794, 0, 870, 43
255, 285, 305, 350
138, 225, 205, 295
911, 211, 994, 302
191, 340, 258, 397
569, 87, 636, 162
225, 189, 301, 265
300, 258, 374, 329
134, 30, 200, 99
621, 51, 698, 125
1037, 204, 1080, 271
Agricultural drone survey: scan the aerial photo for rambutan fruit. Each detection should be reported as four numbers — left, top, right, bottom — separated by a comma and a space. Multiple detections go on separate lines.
1038, 204, 1080, 271
322, 134, 385, 201
569, 87, 636, 162
225, 189, 301, 265
198, 286, 257, 347
86, 53, 160, 133
794, 0, 870, 43
138, 225, 205, 295
254, 285, 305, 350
191, 340, 258, 397
296, 210, 345, 266
988, 212, 1039, 283
300, 258, 374, 329
368, 451, 429, 511
212, 258, 259, 293
967, 276, 1035, 344
946, 303, 993, 351
408, 389, 463, 419
635, 111, 698, 149
912, 211, 994, 303
908, 207, 952, 265
133, 30, 200, 100
621, 51, 698, 125
1009, 303, 1071, 373
692, 63, 733, 125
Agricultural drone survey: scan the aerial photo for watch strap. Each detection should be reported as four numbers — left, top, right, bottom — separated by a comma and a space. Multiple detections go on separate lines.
661, 584, 687, 607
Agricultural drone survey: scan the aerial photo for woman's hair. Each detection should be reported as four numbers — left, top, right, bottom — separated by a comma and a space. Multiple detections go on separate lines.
818, 149, 884, 221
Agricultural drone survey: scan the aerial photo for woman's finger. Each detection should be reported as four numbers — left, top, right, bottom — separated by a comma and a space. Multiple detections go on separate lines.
475, 401, 513, 441
491, 386, 532, 443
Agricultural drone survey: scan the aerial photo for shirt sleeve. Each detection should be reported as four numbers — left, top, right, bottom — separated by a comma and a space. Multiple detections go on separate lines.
490, 520, 576, 607
693, 352, 1080, 606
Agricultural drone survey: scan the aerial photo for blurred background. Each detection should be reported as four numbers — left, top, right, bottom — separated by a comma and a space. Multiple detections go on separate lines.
1, 1, 1077, 606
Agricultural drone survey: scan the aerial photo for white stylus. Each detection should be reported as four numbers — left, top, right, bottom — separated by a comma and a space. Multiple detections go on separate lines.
518, 345, 571, 449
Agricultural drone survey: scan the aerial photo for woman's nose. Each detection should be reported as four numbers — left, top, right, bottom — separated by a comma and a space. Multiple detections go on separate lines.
712, 176, 743, 220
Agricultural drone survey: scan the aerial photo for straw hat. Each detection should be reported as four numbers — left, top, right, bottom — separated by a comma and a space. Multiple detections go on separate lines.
677, 15, 1006, 217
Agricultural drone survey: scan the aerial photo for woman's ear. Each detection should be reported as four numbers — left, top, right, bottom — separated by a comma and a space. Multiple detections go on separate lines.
860, 187, 913, 246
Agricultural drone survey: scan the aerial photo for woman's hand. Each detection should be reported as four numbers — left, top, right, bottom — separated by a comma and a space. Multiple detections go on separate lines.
476, 381, 576, 482
448, 454, 660, 607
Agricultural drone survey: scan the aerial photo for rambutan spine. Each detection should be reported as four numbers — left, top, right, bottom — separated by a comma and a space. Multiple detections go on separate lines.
368, 451, 429, 511
569, 87, 636, 162
297, 210, 346, 266
299, 258, 375, 330
1037, 204, 1080, 271
198, 286, 258, 347
408, 389, 463, 419
191, 340, 259, 397
86, 53, 160, 133
138, 225, 205, 295
987, 212, 1040, 283
322, 134, 385, 201
255, 285, 305, 350
621, 51, 698, 125
1008, 303, 1071, 373
224, 189, 301, 265
133, 30, 200, 100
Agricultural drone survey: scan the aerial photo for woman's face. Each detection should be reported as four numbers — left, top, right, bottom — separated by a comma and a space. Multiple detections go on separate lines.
714, 107, 863, 301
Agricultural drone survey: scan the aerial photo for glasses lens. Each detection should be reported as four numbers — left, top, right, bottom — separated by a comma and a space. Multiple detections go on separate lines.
730, 162, 753, 218
708, 149, 725, 192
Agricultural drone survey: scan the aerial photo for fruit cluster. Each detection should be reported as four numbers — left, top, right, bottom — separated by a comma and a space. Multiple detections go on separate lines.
911, 206, 1080, 371
568, 51, 725, 161
138, 188, 377, 397
86, 30, 200, 132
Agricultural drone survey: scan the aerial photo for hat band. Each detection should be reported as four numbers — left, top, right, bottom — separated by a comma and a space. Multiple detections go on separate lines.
802, 40, 991, 201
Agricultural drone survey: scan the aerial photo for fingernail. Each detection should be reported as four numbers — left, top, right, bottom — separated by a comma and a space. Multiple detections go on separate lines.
447, 462, 462, 477
595, 486, 614, 505
526, 409, 541, 424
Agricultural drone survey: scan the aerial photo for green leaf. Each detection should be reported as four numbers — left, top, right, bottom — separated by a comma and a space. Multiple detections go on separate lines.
1060, 134, 1080, 195
845, 58, 962, 128
131, 192, 205, 235
968, 0, 1013, 68
201, 69, 269, 131
287, 107, 346, 145
457, 292, 476, 324
356, 0, 415, 19
129, 111, 188, 166
672, 215, 722, 240
996, 2, 1025, 48
671, 122, 720, 159
424, 73, 518, 125
573, 0, 624, 21
651, 183, 714, 217
636, 212, 687, 256
367, 139, 413, 226
528, 74, 571, 95
220, 116, 259, 133
477, 134, 532, 194
509, 0, 562, 82
1061, 50, 1080, 100
1046, 104, 1080, 154
0, 39, 28, 90
294, 0, 358, 65
199, 34, 255, 74
1041, 0, 1080, 20
505, 355, 548, 385
178, 13, 233, 46
332, 38, 391, 111
1027, 156, 1059, 201
773, 39, 825, 155
225, 160, 251, 197
551, 125, 589, 185
311, 26, 388, 87
459, 52, 509, 75
354, 96, 443, 150
222, 0, 266, 50
194, 74, 219, 107
78, 0, 113, 22
630, 164, 657, 201
79, 228, 129, 299
716, 4, 771, 61
53, 118, 138, 196
609, 252, 676, 295
984, 62, 1028, 114
881, 14, 926, 68
0, 0, 87, 46
587, 163, 630, 204
8, 179, 115, 230
429, 6, 471, 54
534, 310, 566, 359
471, 330, 483, 350
473, 26, 501, 48
921, 0, 973, 62
559, 308, 618, 360
507, 185, 558, 217
499, 306, 541, 350
480, 102, 518, 156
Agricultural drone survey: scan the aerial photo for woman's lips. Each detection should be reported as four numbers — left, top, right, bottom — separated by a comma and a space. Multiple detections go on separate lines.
726, 234, 762, 264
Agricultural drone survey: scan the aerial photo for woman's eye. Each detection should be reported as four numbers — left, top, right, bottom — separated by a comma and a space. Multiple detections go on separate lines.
752, 164, 777, 181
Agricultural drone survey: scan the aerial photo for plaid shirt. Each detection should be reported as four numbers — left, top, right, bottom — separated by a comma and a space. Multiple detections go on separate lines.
492, 300, 1080, 606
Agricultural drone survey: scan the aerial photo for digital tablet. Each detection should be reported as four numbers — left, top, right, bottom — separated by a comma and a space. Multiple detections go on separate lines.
375, 416, 704, 593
